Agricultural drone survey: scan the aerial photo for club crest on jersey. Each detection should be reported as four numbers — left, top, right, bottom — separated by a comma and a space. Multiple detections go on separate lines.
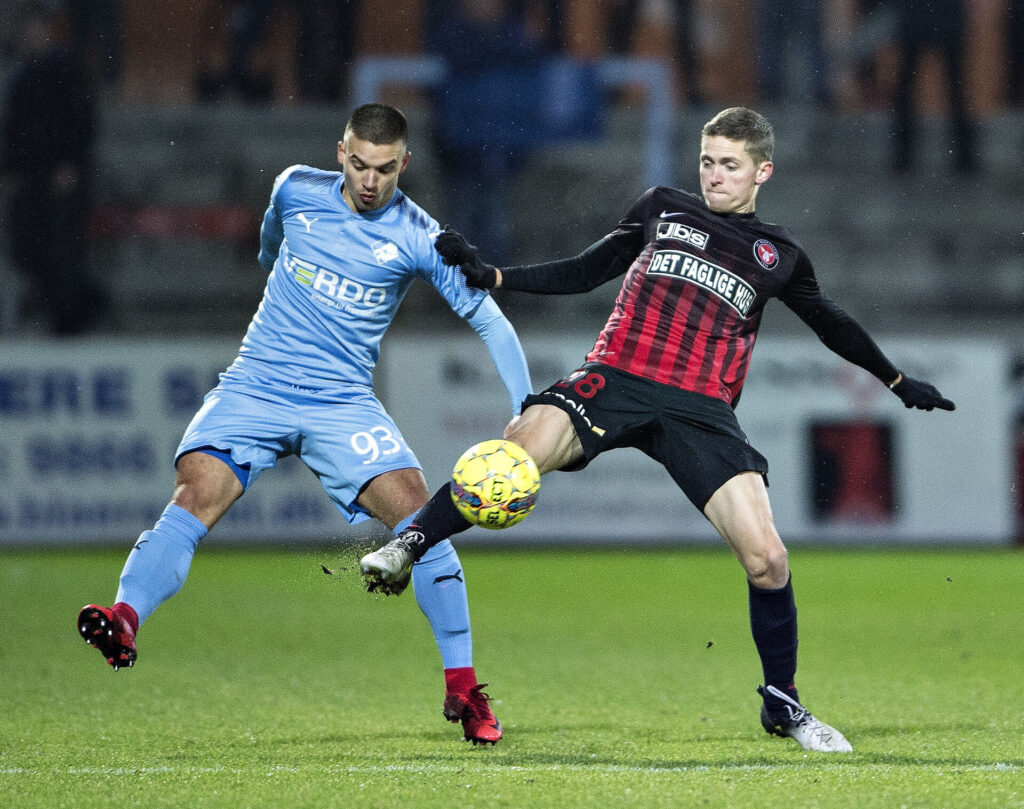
753, 239, 779, 270
372, 240, 399, 265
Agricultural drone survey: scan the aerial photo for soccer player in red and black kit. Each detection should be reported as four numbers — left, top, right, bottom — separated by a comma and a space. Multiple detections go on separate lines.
361, 107, 955, 752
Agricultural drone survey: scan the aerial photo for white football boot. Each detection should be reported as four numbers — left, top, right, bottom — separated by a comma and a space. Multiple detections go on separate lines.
359, 537, 416, 596
758, 684, 853, 753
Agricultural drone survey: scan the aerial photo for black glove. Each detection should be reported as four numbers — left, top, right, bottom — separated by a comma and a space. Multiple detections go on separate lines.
889, 374, 956, 411
434, 228, 497, 289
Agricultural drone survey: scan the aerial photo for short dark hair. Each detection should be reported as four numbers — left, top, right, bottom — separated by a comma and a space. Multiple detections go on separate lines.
701, 107, 775, 165
345, 103, 408, 146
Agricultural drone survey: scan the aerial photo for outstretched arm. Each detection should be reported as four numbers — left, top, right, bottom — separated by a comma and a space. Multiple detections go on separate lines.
465, 296, 533, 414
781, 258, 955, 412
435, 228, 634, 294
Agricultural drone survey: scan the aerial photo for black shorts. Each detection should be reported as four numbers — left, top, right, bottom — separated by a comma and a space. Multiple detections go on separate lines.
522, 362, 769, 511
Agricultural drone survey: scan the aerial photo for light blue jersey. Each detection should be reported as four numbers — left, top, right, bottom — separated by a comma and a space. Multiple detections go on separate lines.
112, 153, 530, 676
177, 165, 532, 523
229, 165, 488, 389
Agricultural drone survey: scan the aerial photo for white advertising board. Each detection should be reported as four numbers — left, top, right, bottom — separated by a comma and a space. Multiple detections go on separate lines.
0, 340, 341, 545
0, 335, 1013, 545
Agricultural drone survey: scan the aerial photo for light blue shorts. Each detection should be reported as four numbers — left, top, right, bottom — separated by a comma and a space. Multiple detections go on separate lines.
175, 375, 421, 524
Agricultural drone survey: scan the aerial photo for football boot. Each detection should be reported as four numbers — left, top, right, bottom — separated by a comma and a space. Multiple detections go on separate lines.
359, 537, 417, 595
78, 604, 137, 671
443, 683, 503, 745
758, 684, 852, 753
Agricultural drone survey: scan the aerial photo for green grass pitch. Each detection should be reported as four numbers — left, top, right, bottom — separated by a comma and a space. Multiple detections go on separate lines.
2, 544, 1022, 808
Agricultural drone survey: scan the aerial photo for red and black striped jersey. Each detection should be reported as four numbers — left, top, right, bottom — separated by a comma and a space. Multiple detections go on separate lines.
499, 186, 898, 406
582, 186, 823, 405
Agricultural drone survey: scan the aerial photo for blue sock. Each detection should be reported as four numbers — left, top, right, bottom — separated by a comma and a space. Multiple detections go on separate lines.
409, 527, 473, 670
115, 504, 208, 626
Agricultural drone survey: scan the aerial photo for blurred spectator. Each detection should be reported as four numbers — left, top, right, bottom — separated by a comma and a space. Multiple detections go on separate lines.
1, 2, 106, 335
426, 0, 548, 265
425, 0, 565, 51
754, 0, 831, 106
1008, 1, 1024, 105
195, 0, 362, 104
509, 0, 567, 51
846, 0, 899, 106
606, 0, 703, 105
891, 0, 977, 174
65, 0, 123, 93
295, 0, 362, 102
195, 0, 277, 103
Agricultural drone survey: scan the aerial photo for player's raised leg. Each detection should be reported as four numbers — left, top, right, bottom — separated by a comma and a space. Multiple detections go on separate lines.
704, 471, 852, 752
360, 404, 579, 589
359, 479, 473, 591
78, 451, 240, 670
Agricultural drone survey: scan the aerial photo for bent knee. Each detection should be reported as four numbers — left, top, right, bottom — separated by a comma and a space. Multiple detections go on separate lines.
742, 543, 789, 589
171, 451, 244, 527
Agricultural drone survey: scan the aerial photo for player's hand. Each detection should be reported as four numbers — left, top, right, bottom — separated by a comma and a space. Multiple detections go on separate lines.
435, 227, 497, 289
890, 375, 955, 411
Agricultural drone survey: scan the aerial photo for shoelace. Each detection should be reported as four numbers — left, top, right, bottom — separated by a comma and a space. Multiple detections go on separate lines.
784, 704, 811, 725
460, 684, 495, 720
762, 684, 809, 725
394, 528, 428, 559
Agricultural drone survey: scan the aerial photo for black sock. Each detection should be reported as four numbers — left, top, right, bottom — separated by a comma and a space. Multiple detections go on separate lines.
749, 573, 799, 711
400, 482, 472, 560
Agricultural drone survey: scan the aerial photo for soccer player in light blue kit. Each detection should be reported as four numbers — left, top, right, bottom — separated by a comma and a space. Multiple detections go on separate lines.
77, 104, 530, 745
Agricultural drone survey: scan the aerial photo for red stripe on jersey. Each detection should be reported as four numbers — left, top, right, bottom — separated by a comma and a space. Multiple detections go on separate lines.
688, 304, 741, 399
590, 303, 628, 367
622, 277, 671, 375
656, 283, 703, 383
696, 311, 735, 397
591, 264, 648, 365
721, 332, 757, 403
678, 295, 723, 392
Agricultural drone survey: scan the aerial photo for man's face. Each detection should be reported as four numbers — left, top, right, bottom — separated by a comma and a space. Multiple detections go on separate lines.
338, 134, 409, 213
699, 135, 772, 214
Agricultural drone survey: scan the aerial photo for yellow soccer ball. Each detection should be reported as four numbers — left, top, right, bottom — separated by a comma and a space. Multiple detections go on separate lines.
450, 439, 540, 529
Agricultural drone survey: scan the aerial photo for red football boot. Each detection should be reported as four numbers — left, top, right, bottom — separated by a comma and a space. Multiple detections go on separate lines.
77, 604, 137, 671
443, 683, 503, 745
